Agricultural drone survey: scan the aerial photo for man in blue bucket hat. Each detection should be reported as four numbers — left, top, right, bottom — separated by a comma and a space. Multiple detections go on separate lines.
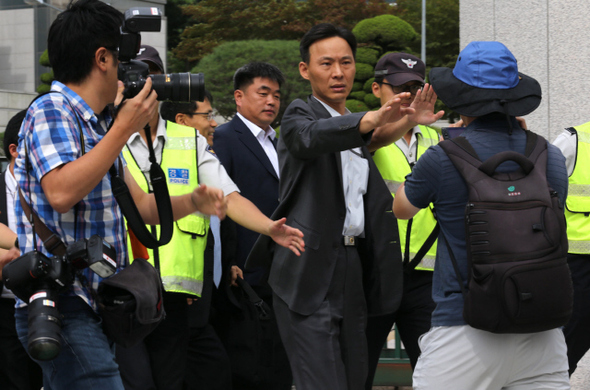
393, 41, 570, 389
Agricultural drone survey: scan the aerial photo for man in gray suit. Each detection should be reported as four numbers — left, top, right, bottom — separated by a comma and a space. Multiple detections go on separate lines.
248, 23, 411, 389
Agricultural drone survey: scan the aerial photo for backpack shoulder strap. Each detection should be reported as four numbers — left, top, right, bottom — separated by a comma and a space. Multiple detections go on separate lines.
438, 137, 484, 182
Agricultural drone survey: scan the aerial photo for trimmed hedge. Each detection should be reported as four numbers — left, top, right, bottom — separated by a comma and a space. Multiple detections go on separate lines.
355, 47, 379, 66
346, 99, 369, 113
354, 63, 374, 81
353, 15, 418, 50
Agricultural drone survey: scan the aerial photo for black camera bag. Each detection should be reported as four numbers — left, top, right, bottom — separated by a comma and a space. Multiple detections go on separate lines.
97, 258, 165, 347
438, 131, 573, 333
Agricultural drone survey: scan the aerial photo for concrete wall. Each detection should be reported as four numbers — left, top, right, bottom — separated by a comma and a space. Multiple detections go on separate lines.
0, 8, 36, 93
0, 0, 167, 94
0, 0, 167, 133
0, 90, 37, 134
460, 0, 590, 141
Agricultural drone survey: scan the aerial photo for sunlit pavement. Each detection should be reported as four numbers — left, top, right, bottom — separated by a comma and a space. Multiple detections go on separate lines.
571, 350, 590, 389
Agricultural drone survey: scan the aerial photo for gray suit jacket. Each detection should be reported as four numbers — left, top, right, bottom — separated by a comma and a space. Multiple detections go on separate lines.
247, 96, 403, 316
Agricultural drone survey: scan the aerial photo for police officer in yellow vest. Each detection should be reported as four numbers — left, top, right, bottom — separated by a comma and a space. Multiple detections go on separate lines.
364, 52, 445, 388
116, 46, 305, 390
554, 122, 590, 376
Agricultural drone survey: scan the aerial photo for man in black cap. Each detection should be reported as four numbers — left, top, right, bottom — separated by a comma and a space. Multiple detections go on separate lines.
368, 52, 443, 152
393, 41, 570, 389
364, 53, 443, 388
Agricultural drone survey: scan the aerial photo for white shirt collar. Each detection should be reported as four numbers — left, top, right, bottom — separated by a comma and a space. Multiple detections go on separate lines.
6, 167, 16, 195
312, 96, 351, 117
127, 115, 168, 147
237, 112, 276, 141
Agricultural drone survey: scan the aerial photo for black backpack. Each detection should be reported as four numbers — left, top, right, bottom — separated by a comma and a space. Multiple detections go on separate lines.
438, 131, 573, 333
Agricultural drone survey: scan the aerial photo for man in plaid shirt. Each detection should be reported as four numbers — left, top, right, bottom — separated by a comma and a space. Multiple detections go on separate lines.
11, 0, 227, 388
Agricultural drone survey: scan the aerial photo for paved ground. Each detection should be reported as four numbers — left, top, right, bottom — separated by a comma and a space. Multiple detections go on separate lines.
571, 350, 590, 389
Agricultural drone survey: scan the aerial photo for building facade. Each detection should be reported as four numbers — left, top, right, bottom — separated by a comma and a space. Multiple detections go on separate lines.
460, 0, 590, 141
0, 0, 167, 134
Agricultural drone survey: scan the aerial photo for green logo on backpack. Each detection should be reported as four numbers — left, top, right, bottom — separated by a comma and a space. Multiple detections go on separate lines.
507, 185, 521, 197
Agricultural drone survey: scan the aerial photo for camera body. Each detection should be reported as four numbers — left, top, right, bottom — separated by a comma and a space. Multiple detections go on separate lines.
118, 7, 205, 102
2, 235, 117, 361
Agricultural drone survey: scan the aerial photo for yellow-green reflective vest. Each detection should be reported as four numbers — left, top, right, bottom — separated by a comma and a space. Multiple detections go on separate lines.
372, 125, 439, 271
565, 122, 590, 254
123, 121, 209, 296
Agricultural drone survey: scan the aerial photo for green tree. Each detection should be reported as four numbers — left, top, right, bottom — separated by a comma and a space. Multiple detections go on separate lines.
395, 0, 460, 120
353, 14, 418, 53
173, 0, 397, 70
37, 49, 53, 94
347, 14, 419, 112
280, 0, 396, 35
166, 0, 200, 68
194, 40, 311, 127
395, 0, 459, 69
175, 0, 300, 67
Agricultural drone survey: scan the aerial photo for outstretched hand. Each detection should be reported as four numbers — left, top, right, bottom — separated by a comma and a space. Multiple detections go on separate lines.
191, 184, 227, 220
378, 92, 416, 125
407, 84, 444, 125
360, 92, 415, 134
268, 218, 305, 256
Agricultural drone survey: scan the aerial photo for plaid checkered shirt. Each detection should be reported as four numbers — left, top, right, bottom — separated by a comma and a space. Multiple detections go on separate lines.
14, 81, 128, 310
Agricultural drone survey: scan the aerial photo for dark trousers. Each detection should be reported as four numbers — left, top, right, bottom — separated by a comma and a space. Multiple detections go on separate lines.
117, 292, 232, 390
184, 315, 232, 390
0, 297, 43, 390
117, 292, 189, 390
274, 245, 367, 390
563, 253, 590, 375
212, 281, 292, 390
365, 270, 435, 389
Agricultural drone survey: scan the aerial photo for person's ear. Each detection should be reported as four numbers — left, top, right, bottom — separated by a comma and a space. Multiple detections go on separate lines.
175, 113, 187, 125
95, 47, 110, 71
372, 82, 382, 98
234, 89, 243, 108
299, 61, 309, 81
8, 144, 18, 160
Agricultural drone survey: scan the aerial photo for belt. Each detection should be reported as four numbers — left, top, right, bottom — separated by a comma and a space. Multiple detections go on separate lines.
343, 235, 358, 246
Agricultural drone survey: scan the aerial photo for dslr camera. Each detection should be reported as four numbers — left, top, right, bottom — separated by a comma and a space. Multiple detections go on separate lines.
118, 7, 205, 102
2, 235, 117, 361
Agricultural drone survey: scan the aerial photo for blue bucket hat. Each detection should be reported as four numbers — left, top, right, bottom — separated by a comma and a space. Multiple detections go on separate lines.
429, 41, 541, 117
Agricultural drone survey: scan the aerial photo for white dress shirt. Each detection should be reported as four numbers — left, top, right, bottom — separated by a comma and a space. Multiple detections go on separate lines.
236, 112, 280, 177
313, 97, 369, 237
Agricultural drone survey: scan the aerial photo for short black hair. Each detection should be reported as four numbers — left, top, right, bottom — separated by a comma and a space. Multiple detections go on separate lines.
48, 0, 123, 84
160, 90, 214, 123
300, 23, 357, 64
4, 110, 26, 160
233, 62, 285, 91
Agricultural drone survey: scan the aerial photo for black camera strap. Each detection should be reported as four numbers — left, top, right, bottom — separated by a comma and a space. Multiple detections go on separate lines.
107, 115, 174, 249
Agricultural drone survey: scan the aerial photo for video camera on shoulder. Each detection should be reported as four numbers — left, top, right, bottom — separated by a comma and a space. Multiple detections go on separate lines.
2, 235, 116, 361
117, 7, 205, 102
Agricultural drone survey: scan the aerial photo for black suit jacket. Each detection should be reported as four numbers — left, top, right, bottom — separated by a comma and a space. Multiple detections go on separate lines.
213, 115, 280, 284
247, 96, 403, 316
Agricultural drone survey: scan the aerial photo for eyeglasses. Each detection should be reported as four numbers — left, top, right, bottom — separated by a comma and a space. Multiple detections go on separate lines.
190, 112, 215, 121
382, 83, 424, 95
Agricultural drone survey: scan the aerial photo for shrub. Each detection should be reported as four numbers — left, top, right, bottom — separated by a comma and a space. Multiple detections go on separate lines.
345, 99, 369, 113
